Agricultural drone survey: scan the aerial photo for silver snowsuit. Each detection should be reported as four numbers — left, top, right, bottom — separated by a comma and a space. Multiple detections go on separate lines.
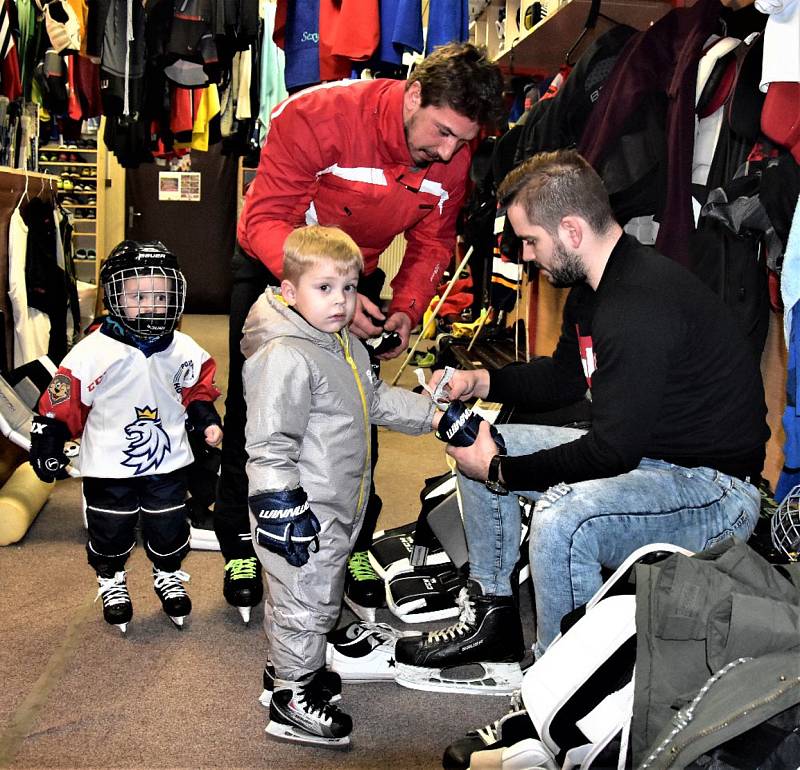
241, 288, 437, 678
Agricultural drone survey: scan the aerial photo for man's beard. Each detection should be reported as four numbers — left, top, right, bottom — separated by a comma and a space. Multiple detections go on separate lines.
546, 239, 587, 287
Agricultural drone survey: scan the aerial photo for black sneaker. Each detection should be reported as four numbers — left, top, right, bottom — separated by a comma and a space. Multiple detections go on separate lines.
394, 580, 525, 695
223, 557, 263, 623
343, 550, 384, 621
266, 670, 352, 748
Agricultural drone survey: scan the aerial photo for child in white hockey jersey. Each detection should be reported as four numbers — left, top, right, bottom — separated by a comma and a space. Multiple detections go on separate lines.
30, 240, 222, 632
241, 225, 441, 748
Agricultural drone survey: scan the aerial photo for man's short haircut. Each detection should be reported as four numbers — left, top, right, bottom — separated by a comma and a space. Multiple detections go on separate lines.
407, 42, 505, 129
497, 150, 616, 236
282, 225, 364, 284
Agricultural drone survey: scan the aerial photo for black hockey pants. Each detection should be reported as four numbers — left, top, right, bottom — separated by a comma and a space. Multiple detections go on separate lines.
84, 469, 190, 574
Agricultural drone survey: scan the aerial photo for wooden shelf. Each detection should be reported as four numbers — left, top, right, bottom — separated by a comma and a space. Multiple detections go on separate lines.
40, 145, 98, 152
472, 0, 672, 74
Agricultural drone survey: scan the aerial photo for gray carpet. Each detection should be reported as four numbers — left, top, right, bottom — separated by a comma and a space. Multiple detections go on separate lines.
0, 317, 536, 770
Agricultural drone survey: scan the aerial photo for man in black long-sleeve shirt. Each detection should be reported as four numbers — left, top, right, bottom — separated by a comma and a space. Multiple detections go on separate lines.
394, 150, 769, 693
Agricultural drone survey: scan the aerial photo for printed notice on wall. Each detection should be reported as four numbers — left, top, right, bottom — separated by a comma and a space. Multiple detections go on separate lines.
158, 172, 201, 201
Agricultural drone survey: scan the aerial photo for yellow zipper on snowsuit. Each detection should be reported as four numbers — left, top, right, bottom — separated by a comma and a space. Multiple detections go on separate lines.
336, 331, 370, 516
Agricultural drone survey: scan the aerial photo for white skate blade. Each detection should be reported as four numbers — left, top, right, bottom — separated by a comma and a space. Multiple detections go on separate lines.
342, 595, 377, 622
394, 661, 522, 696
116, 623, 128, 634
265, 720, 350, 750
168, 615, 186, 628
237, 605, 251, 624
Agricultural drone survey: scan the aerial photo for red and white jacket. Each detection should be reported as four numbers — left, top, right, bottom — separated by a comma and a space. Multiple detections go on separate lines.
238, 78, 472, 327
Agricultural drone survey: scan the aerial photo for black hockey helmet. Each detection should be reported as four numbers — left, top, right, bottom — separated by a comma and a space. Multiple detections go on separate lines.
101, 240, 186, 340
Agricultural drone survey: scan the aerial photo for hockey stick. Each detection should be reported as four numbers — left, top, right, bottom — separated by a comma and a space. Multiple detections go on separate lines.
390, 246, 473, 386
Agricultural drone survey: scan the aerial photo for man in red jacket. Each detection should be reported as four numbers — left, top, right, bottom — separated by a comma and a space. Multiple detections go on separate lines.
216, 43, 505, 623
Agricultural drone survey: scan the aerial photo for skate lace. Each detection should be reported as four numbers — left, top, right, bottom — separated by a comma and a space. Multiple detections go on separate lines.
225, 557, 258, 581
95, 571, 129, 608
347, 551, 378, 582
427, 588, 476, 643
153, 568, 190, 599
473, 689, 524, 745
300, 678, 343, 725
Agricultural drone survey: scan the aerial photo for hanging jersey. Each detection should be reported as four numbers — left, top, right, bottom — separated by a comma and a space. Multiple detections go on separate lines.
38, 328, 219, 478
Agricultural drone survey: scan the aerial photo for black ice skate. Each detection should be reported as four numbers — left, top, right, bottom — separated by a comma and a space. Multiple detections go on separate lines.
95, 569, 133, 633
394, 580, 524, 696
442, 690, 535, 770
259, 661, 342, 707
223, 557, 263, 624
152, 567, 191, 628
266, 670, 352, 749
342, 550, 384, 622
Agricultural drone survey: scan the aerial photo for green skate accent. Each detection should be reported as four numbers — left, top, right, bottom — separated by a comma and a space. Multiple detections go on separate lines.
347, 551, 378, 582
225, 557, 259, 581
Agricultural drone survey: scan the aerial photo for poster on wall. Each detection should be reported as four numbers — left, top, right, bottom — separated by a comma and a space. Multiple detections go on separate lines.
158, 172, 201, 201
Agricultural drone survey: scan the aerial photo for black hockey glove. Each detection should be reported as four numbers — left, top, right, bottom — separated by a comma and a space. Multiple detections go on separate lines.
435, 400, 506, 452
250, 487, 321, 567
29, 414, 71, 482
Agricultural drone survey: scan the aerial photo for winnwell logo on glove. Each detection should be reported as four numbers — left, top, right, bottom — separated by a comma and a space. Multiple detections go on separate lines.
250, 487, 321, 567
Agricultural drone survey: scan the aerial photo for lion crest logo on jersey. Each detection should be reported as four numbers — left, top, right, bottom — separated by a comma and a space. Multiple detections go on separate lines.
121, 406, 171, 474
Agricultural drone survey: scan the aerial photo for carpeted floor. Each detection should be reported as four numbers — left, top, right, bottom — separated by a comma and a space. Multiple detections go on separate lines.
0, 316, 536, 770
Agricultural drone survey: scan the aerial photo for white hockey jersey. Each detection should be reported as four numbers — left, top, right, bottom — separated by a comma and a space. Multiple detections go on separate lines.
38, 325, 220, 478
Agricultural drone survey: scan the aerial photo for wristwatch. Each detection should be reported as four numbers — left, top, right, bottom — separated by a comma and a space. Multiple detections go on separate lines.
485, 454, 508, 495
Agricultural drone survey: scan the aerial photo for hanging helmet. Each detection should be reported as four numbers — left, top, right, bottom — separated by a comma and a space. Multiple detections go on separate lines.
101, 240, 186, 340
771, 485, 800, 562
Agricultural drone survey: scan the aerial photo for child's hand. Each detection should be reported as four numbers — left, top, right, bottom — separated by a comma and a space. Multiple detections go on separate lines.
204, 424, 223, 447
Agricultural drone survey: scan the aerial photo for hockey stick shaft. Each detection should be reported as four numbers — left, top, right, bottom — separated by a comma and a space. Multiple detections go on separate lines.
390, 246, 474, 386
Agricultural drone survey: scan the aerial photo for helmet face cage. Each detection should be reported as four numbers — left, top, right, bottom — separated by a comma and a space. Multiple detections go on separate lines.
771, 485, 800, 562
103, 265, 186, 340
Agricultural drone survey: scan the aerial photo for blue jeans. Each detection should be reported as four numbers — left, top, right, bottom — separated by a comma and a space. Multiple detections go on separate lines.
458, 424, 761, 657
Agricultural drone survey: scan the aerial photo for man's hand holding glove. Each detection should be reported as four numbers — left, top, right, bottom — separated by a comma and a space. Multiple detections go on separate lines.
250, 487, 321, 567
29, 414, 71, 482
435, 399, 506, 452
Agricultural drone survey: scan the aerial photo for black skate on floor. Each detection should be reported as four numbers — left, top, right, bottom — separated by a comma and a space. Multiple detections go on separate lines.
223, 557, 263, 624
95, 568, 132, 634
394, 580, 525, 696
259, 662, 342, 707
152, 567, 191, 628
342, 550, 384, 622
266, 670, 352, 750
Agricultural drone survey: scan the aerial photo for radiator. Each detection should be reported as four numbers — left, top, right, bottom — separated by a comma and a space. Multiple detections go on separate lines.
377, 234, 407, 300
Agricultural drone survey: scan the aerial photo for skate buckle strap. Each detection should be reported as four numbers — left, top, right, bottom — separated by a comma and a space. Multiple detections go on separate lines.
414, 365, 456, 408
153, 568, 190, 599
96, 571, 129, 607
225, 557, 258, 581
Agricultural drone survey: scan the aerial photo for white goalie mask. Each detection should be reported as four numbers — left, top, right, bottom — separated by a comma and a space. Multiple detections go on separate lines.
101, 241, 187, 340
